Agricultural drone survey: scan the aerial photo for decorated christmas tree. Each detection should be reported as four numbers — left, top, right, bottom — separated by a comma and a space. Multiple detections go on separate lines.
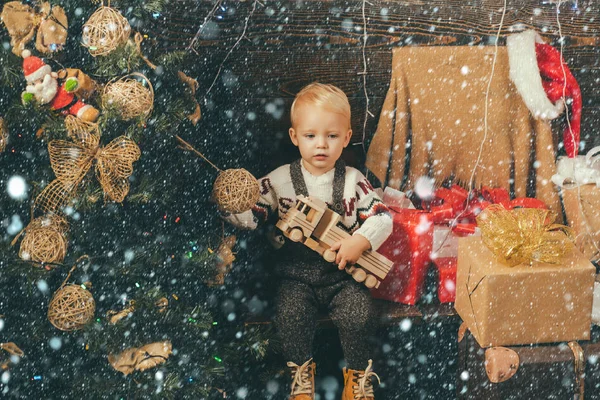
0, 0, 273, 397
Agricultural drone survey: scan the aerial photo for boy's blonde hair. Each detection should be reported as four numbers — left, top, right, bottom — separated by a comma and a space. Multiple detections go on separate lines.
290, 82, 351, 128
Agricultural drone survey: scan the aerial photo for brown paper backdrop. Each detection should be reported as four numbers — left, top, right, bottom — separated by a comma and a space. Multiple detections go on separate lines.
366, 46, 561, 218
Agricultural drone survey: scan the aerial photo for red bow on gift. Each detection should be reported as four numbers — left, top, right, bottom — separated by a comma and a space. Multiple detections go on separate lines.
423, 185, 548, 234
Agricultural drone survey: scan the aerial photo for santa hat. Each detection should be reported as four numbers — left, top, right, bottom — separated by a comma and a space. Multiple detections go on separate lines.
507, 30, 582, 158
22, 49, 52, 84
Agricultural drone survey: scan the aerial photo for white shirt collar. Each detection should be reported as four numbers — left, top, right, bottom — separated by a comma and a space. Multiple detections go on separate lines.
300, 159, 336, 182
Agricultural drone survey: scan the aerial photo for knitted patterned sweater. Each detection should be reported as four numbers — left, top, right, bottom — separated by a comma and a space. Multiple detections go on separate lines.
224, 159, 393, 251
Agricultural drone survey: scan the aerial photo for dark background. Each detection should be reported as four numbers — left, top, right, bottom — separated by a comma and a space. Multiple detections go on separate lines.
1, 0, 599, 398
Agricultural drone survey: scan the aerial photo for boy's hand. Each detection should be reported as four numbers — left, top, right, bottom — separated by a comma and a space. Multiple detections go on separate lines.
330, 234, 371, 270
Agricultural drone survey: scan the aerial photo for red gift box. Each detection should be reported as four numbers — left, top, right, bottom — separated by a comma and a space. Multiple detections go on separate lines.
370, 208, 433, 305
430, 226, 475, 303
433, 258, 457, 303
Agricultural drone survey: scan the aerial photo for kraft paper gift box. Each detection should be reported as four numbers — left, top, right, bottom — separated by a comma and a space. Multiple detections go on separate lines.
454, 236, 595, 348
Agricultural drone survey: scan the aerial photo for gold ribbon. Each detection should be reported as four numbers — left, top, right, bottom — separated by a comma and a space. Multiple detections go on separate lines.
35, 116, 141, 214
0, 1, 68, 56
206, 235, 237, 287
476, 204, 574, 266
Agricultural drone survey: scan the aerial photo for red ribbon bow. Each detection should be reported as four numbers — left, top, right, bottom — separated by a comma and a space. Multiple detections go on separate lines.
423, 185, 547, 234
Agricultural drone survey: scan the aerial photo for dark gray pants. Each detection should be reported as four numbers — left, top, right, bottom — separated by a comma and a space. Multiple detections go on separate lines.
274, 277, 378, 370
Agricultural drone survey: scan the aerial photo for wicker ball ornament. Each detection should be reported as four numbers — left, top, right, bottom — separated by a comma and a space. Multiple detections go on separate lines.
82, 5, 131, 57
48, 284, 95, 331
213, 169, 260, 214
102, 74, 154, 120
18, 215, 68, 264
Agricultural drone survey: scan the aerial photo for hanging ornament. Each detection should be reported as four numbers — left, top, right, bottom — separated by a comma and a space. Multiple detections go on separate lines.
212, 170, 260, 214
48, 262, 95, 331
175, 135, 260, 214
0, 343, 22, 357
11, 214, 69, 264
0, 117, 7, 153
206, 235, 237, 287
155, 297, 169, 313
20, 51, 100, 123
177, 71, 202, 125
0, 1, 68, 56
0, 342, 24, 370
106, 300, 135, 324
57, 68, 99, 101
107, 296, 170, 324
82, 1, 131, 57
108, 340, 172, 375
48, 283, 95, 331
102, 73, 154, 121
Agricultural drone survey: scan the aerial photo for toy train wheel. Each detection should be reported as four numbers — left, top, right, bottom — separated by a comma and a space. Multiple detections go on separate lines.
365, 275, 378, 289
289, 228, 304, 242
323, 249, 336, 263
351, 268, 367, 283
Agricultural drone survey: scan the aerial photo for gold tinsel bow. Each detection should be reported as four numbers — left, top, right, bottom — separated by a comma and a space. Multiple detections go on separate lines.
35, 116, 141, 214
0, 1, 68, 56
476, 204, 575, 266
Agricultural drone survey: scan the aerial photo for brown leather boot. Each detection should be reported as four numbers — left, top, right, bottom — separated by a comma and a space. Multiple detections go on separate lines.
287, 358, 316, 400
341, 359, 380, 400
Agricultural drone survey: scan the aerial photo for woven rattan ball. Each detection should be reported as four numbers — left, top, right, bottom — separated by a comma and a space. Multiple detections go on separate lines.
19, 215, 68, 264
0, 117, 7, 152
212, 169, 260, 214
48, 284, 95, 331
82, 5, 131, 57
102, 75, 154, 120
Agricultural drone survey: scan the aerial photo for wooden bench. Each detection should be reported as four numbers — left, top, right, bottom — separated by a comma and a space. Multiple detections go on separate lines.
244, 299, 459, 329
458, 329, 600, 399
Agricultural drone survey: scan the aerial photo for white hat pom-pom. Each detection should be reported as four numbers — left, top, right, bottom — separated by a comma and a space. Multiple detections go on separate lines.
22, 49, 31, 58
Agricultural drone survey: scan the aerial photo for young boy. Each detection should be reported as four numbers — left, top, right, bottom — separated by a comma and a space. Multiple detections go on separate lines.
223, 83, 392, 400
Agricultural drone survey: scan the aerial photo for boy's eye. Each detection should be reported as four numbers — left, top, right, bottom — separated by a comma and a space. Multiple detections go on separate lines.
328, 134, 338, 139
305, 134, 315, 138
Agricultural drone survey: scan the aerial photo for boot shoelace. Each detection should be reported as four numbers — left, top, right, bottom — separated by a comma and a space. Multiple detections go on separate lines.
287, 358, 314, 396
353, 359, 381, 399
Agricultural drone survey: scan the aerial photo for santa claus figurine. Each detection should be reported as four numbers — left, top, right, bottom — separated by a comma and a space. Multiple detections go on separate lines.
20, 50, 99, 122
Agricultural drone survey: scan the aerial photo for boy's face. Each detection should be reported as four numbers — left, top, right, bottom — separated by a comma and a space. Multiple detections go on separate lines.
288, 102, 352, 176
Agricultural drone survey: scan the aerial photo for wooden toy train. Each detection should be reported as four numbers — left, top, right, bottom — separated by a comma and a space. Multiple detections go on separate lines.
276, 195, 393, 289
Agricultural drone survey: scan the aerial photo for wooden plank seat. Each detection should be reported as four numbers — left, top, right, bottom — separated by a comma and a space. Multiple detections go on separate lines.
244, 300, 458, 329
457, 329, 600, 399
